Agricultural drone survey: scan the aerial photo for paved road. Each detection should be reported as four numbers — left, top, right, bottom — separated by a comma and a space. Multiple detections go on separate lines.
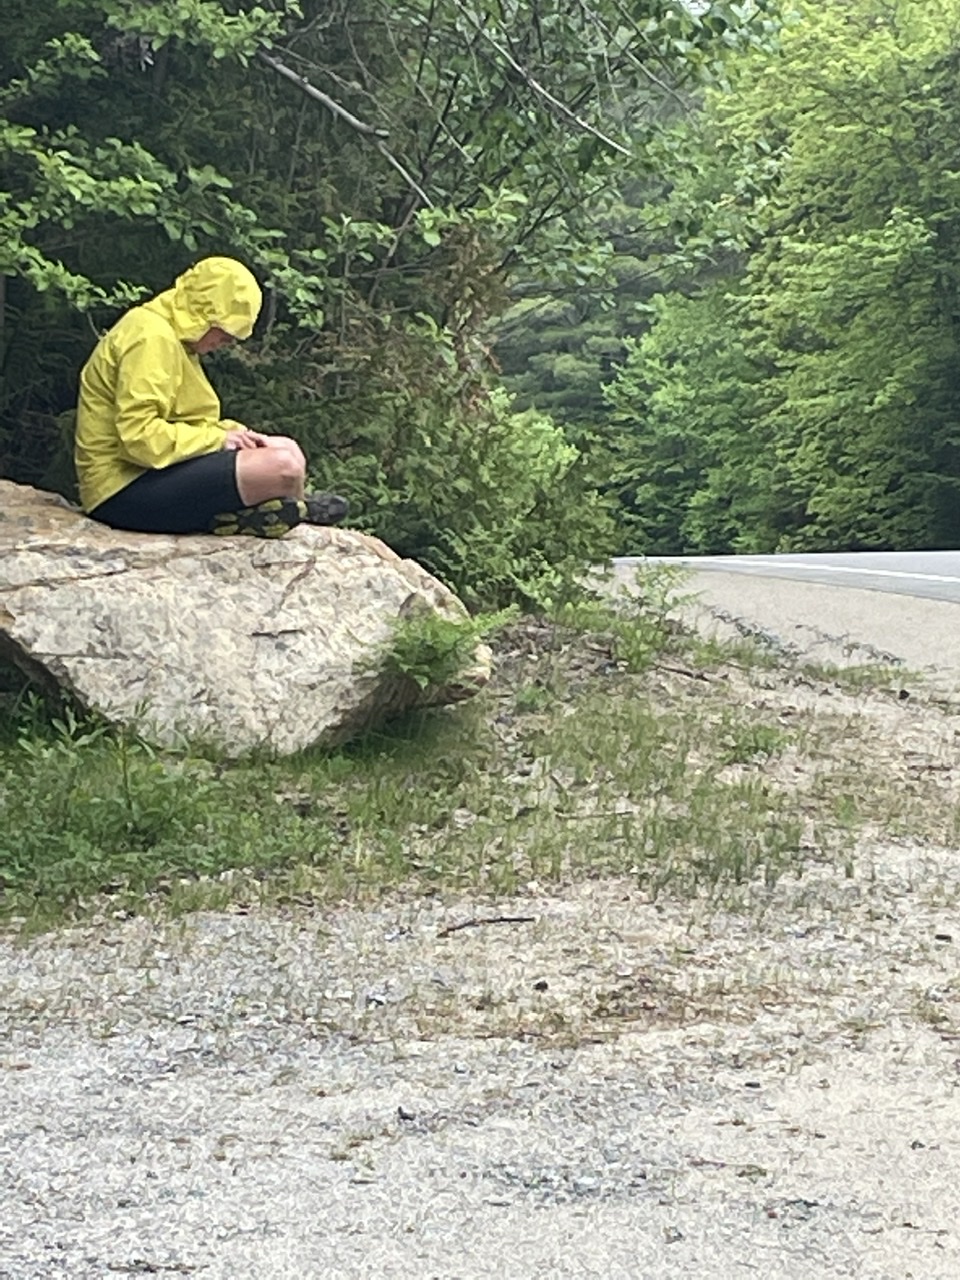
615, 551, 960, 603
611, 551, 960, 688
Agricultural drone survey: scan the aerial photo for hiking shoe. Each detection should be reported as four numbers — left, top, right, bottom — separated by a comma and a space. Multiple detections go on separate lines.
210, 497, 307, 538
303, 492, 349, 525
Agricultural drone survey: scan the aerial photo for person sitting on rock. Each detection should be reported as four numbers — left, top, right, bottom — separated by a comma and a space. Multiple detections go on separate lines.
75, 255, 347, 538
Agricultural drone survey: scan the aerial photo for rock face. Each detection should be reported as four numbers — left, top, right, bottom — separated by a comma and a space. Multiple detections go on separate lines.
0, 481, 490, 755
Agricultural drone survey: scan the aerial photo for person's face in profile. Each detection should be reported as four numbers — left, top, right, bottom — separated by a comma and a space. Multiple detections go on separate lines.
190, 327, 235, 355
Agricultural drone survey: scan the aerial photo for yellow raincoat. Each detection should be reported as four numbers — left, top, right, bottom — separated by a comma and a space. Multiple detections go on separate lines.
75, 257, 262, 513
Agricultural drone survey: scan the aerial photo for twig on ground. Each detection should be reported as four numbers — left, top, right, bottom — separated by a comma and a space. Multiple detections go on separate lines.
656, 663, 714, 682
438, 914, 537, 937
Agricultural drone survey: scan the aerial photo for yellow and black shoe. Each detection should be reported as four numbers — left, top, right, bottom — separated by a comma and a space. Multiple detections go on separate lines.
210, 497, 307, 538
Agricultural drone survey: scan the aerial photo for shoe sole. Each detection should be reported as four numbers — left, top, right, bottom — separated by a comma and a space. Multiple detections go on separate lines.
211, 498, 307, 538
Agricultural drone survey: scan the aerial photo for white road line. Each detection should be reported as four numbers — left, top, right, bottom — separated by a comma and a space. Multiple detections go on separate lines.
676, 558, 960, 586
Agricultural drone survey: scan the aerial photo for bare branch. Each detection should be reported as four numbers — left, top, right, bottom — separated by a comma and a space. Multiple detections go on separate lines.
284, 51, 384, 116
371, 138, 433, 207
576, 0, 687, 108
608, 0, 700, 93
257, 49, 388, 137
372, 1, 474, 165
438, 914, 537, 937
257, 49, 434, 207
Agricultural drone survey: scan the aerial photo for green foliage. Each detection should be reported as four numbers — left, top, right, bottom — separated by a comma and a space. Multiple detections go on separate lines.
234, 319, 619, 607
606, 0, 960, 555
554, 560, 693, 671
605, 284, 764, 552
497, 244, 660, 431
0, 0, 770, 315
100, 0, 301, 61
0, 592, 816, 923
5, 587, 950, 926
0, 699, 332, 911
2, 706, 216, 893
381, 606, 516, 690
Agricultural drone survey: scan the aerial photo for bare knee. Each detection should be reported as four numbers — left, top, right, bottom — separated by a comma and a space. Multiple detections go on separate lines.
235, 446, 305, 505
272, 445, 305, 489
263, 435, 306, 467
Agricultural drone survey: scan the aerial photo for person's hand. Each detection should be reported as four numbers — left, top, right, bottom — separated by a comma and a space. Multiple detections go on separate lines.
222, 429, 268, 451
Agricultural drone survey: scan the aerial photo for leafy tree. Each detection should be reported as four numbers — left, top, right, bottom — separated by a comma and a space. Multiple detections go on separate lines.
496, 213, 666, 431
608, 0, 960, 554
605, 283, 770, 553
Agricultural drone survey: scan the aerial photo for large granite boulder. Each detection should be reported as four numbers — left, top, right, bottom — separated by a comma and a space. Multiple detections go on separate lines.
0, 480, 490, 755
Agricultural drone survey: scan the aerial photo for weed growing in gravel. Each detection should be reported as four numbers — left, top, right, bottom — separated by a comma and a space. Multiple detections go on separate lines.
716, 713, 791, 765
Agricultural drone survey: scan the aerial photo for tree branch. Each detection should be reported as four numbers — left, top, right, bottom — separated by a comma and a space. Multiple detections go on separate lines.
257, 49, 387, 136
577, 0, 688, 108
257, 49, 433, 206
448, 0, 632, 158
371, 139, 433, 208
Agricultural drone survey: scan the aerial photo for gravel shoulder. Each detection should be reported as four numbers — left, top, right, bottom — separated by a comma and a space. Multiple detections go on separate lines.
5, 582, 960, 1279
5, 846, 960, 1278
660, 568, 960, 689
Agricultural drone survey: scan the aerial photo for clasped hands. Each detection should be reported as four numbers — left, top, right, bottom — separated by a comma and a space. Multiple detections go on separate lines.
222, 428, 273, 451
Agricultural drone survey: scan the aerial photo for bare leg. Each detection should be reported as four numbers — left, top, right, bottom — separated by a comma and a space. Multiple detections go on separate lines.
234, 437, 307, 505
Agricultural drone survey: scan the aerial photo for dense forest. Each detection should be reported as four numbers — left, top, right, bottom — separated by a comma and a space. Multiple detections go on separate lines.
2, 0, 956, 607
602, 0, 960, 555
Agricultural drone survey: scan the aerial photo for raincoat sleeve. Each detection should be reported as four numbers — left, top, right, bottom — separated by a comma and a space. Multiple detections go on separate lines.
114, 328, 229, 469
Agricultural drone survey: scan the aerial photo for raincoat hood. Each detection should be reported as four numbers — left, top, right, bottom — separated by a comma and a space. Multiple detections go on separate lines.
148, 257, 262, 343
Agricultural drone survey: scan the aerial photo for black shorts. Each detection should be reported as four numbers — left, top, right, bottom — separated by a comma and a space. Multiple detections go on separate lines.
89, 451, 242, 535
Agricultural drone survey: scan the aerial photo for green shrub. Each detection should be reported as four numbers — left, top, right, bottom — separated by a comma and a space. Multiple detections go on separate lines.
381, 606, 516, 690
230, 317, 618, 610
